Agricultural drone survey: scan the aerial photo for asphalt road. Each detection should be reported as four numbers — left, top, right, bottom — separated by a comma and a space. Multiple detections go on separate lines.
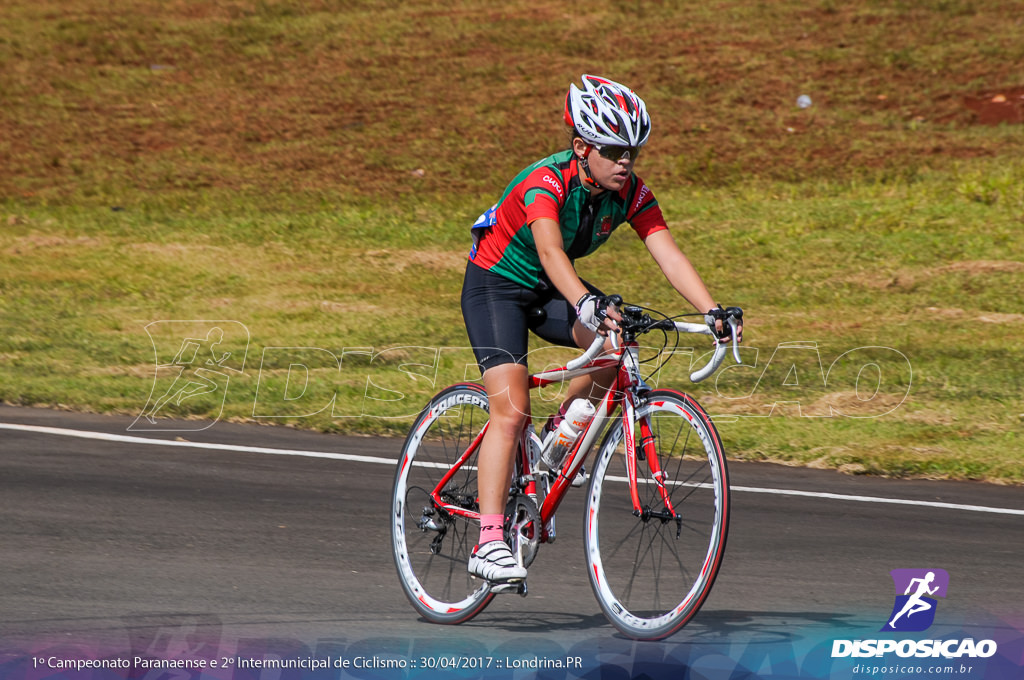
1, 405, 1022, 665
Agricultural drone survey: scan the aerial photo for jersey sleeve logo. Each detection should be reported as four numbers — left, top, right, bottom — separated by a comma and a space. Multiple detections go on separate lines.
541, 173, 565, 200
632, 183, 651, 215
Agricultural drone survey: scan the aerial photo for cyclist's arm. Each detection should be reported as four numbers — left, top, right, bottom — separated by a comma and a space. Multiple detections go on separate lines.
643, 229, 744, 340
531, 218, 621, 328
531, 218, 589, 304
643, 229, 717, 313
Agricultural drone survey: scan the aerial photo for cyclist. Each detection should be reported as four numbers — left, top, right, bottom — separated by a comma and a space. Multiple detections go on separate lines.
461, 74, 742, 584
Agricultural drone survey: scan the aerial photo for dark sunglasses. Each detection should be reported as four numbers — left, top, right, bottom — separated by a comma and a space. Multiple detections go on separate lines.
593, 143, 641, 161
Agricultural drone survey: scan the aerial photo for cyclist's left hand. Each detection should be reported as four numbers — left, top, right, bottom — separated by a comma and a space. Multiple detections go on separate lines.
705, 306, 743, 344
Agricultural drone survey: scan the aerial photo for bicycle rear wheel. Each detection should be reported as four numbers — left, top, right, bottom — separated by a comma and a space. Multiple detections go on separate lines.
584, 389, 730, 640
391, 383, 494, 624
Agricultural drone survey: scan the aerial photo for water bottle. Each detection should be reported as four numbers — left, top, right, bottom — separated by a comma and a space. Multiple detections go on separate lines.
541, 399, 596, 471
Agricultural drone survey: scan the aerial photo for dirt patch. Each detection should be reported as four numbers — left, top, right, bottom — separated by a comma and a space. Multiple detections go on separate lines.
844, 260, 1024, 291
978, 312, 1024, 324
805, 391, 909, 417
963, 88, 1024, 125
926, 307, 1024, 324
924, 307, 967, 319
364, 249, 465, 273
700, 391, 910, 418
80, 364, 157, 378
5, 234, 103, 254
936, 260, 1024, 275
318, 300, 383, 314
127, 242, 226, 255
901, 408, 956, 426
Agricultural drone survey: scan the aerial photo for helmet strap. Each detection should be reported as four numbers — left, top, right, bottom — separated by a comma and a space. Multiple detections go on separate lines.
577, 146, 603, 191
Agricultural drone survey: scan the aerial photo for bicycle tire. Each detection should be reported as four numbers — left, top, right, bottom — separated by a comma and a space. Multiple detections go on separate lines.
390, 382, 495, 624
584, 389, 730, 640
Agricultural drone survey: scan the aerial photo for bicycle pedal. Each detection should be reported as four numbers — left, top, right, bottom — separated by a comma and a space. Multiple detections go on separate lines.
490, 580, 528, 596
470, 573, 524, 585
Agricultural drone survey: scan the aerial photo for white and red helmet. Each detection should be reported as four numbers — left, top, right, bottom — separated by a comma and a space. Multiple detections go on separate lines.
564, 74, 651, 148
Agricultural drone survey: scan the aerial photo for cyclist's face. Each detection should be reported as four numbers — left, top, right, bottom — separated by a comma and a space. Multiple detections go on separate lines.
573, 138, 636, 192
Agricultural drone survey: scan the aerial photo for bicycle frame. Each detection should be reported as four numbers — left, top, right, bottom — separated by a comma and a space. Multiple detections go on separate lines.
425, 332, 672, 543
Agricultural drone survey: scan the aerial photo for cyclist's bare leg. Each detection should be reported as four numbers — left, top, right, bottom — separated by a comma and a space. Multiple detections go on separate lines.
477, 362, 531, 517
469, 362, 531, 582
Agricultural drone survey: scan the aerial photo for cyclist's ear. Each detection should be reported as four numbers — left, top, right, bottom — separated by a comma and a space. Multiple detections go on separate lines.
571, 137, 590, 159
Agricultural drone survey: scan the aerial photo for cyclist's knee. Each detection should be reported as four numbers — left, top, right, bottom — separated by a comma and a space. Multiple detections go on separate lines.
571, 323, 616, 353
488, 397, 530, 430
571, 322, 594, 349
482, 363, 530, 429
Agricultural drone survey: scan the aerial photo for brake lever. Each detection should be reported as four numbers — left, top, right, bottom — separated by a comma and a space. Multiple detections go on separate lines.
729, 317, 742, 365
723, 307, 743, 365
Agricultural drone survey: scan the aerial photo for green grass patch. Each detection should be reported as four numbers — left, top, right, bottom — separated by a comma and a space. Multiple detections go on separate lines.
2, 159, 1022, 483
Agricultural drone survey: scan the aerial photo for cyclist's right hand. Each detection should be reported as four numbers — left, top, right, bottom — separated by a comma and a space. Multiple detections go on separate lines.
576, 294, 621, 334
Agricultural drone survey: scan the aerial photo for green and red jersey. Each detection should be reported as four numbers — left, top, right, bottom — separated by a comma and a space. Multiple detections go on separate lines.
469, 149, 668, 290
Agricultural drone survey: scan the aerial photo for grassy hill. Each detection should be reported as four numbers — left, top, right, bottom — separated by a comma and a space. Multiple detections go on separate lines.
1, 0, 1021, 483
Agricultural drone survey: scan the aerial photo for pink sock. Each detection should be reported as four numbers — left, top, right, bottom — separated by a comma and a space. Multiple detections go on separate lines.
479, 514, 504, 545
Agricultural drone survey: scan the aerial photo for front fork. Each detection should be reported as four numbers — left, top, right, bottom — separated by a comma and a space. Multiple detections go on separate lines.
626, 389, 683, 537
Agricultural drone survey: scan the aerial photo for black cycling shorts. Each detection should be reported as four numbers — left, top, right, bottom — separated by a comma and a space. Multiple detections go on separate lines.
461, 261, 603, 373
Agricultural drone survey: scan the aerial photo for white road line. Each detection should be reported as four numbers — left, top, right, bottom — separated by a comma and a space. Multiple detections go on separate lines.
3, 422, 1023, 517
0, 422, 391, 465
727, 484, 1024, 516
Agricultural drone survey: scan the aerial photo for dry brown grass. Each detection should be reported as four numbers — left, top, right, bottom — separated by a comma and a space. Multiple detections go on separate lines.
3, 1, 1024, 202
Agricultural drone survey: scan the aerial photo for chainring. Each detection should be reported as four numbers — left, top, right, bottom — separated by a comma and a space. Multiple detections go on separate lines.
504, 492, 541, 569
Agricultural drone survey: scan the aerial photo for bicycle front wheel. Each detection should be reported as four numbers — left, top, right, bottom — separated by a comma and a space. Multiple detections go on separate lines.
584, 389, 730, 640
391, 383, 494, 624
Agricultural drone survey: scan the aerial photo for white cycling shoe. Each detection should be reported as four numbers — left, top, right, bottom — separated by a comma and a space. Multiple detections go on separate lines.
468, 541, 527, 583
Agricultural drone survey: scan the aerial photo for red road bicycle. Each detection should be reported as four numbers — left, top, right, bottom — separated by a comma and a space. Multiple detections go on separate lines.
390, 299, 742, 640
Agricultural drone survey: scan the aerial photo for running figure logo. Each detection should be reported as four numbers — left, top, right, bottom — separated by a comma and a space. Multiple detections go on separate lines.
131, 321, 249, 432
882, 568, 950, 632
